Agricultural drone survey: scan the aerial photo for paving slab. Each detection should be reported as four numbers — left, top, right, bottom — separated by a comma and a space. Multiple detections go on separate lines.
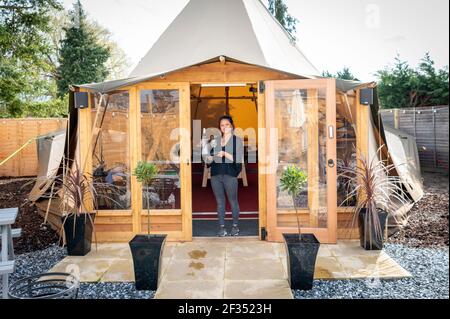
225, 257, 286, 281
49, 258, 114, 282
227, 242, 277, 259
101, 258, 134, 282
172, 242, 227, 260
164, 257, 225, 281
47, 240, 411, 299
336, 252, 412, 279
224, 280, 293, 299
155, 280, 224, 299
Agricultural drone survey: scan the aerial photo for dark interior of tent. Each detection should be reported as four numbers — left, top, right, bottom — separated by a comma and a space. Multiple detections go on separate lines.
190, 84, 260, 237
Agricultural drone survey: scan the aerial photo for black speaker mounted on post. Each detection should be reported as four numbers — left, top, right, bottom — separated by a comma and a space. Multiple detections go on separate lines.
360, 88, 374, 106
74, 92, 89, 109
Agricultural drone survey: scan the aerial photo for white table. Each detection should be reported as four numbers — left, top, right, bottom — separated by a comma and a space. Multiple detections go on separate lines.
0, 207, 18, 299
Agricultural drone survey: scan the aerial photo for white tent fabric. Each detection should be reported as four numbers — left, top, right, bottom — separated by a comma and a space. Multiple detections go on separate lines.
384, 125, 424, 202
72, 0, 375, 94
29, 129, 66, 202
129, 0, 319, 78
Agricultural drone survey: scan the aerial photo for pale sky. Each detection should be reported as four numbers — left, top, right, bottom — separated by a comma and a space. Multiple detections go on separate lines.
62, 0, 449, 82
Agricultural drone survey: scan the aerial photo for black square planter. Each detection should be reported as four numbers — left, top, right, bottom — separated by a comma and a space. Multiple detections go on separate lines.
129, 234, 167, 291
358, 209, 388, 250
283, 233, 320, 291
63, 214, 95, 256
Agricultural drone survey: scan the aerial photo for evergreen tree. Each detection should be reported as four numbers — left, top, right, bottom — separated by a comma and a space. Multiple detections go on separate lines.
57, 0, 110, 97
268, 0, 298, 39
336, 67, 359, 81
0, 0, 62, 117
322, 67, 359, 81
321, 70, 334, 78
376, 53, 449, 109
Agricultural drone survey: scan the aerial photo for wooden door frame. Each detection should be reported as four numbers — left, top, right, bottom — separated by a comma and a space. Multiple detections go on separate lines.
134, 82, 192, 241
263, 79, 337, 244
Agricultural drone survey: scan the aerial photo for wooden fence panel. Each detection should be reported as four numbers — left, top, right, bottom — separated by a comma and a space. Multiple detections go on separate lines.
380, 106, 449, 173
0, 118, 67, 177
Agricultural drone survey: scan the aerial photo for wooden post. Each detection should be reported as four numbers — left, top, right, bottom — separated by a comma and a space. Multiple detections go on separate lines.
129, 87, 142, 235
307, 89, 319, 228
432, 107, 437, 169
394, 109, 399, 129
180, 84, 192, 241
264, 81, 277, 241
225, 86, 230, 115
78, 89, 93, 211
326, 79, 337, 243
413, 108, 417, 138
356, 89, 369, 202
258, 81, 267, 239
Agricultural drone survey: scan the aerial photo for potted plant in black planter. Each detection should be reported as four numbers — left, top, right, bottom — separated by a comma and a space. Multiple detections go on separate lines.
130, 161, 167, 291
339, 150, 409, 250
280, 165, 320, 291
57, 161, 98, 256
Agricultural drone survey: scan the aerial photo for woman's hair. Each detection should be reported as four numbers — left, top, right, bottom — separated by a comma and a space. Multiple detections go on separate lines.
218, 115, 235, 131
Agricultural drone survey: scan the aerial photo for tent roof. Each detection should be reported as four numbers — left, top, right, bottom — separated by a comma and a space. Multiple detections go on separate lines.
129, 0, 319, 78
72, 0, 375, 93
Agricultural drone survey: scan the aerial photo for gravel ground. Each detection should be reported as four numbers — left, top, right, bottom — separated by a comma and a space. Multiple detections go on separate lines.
78, 283, 154, 299
294, 244, 449, 299
0, 245, 155, 299
1, 172, 447, 299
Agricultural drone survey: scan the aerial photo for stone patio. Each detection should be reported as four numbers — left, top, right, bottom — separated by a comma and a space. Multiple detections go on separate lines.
48, 238, 411, 299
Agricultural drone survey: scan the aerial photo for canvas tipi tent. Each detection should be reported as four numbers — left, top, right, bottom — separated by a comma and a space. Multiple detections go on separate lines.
30, 0, 422, 243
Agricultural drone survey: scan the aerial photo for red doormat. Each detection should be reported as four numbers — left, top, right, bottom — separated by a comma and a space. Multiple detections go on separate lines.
191, 163, 259, 219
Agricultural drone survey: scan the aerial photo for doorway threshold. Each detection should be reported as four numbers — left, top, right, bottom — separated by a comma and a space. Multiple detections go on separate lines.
192, 219, 259, 237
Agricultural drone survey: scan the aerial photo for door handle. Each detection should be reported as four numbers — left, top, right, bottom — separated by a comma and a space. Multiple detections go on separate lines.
328, 126, 335, 139
328, 159, 335, 168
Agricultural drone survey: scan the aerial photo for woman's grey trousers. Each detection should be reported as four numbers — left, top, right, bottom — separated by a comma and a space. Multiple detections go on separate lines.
211, 174, 240, 227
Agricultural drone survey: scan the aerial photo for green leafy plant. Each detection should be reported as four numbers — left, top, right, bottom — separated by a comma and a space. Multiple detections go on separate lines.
322, 67, 360, 81
55, 159, 98, 244
133, 161, 159, 235
280, 165, 308, 240
268, 0, 298, 40
57, 0, 110, 97
339, 148, 410, 247
376, 53, 449, 109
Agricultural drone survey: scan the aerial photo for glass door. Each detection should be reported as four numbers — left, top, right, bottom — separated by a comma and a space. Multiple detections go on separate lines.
264, 79, 337, 243
137, 83, 192, 241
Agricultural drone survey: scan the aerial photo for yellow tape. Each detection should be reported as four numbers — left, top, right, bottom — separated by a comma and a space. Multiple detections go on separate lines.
0, 137, 38, 167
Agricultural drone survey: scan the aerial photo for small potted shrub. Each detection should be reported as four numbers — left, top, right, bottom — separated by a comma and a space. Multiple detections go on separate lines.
340, 150, 409, 250
280, 165, 320, 291
129, 161, 167, 291
57, 161, 98, 256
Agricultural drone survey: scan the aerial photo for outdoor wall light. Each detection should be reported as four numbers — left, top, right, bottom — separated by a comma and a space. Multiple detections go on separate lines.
360, 88, 374, 105
74, 92, 89, 109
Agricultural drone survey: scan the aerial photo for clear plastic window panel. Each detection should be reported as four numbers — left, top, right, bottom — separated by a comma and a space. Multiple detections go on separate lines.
91, 92, 131, 210
275, 88, 328, 228
140, 90, 181, 210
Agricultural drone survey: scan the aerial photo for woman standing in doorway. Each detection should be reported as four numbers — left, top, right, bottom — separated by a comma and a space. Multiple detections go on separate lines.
206, 116, 244, 237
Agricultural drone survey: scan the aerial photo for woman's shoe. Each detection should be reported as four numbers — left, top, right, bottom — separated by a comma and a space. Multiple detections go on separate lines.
218, 226, 228, 237
231, 225, 240, 236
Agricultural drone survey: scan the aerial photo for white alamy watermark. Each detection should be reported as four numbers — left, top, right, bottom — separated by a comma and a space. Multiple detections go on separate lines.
165, 122, 282, 175
365, 4, 381, 29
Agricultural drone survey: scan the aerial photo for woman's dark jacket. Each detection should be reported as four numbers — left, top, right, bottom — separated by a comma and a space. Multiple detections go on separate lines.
207, 135, 244, 178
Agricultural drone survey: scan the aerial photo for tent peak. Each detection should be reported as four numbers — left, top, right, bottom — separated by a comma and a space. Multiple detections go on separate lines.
129, 0, 319, 79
